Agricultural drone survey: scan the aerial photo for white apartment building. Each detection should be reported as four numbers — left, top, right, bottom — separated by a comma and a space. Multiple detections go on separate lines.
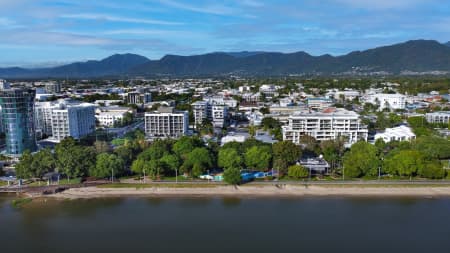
374, 125, 416, 143
144, 107, 188, 139
426, 111, 450, 124
44, 82, 62, 94
366, 94, 406, 111
95, 106, 134, 127
192, 100, 229, 128
282, 108, 368, 146
242, 93, 261, 103
204, 96, 237, 108
51, 102, 96, 141
126, 92, 151, 105
211, 104, 228, 128
259, 84, 279, 98
307, 97, 333, 110
35, 101, 55, 137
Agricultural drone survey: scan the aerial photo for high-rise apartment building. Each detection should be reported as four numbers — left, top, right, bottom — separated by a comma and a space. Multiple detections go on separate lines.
51, 101, 96, 141
0, 81, 37, 155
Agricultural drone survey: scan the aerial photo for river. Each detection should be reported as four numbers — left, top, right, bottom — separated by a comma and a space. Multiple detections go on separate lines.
1, 194, 450, 253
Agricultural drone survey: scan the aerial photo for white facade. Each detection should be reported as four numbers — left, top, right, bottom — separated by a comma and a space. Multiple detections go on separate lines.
366, 94, 406, 111
127, 92, 151, 105
51, 102, 96, 141
307, 97, 333, 110
144, 108, 188, 139
211, 104, 228, 128
374, 125, 416, 143
35, 101, 55, 137
242, 93, 260, 103
426, 111, 450, 124
44, 82, 62, 94
192, 100, 228, 128
95, 107, 133, 127
282, 108, 368, 145
259, 85, 279, 98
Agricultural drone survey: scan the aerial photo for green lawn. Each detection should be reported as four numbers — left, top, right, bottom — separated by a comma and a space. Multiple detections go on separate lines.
0, 181, 7, 187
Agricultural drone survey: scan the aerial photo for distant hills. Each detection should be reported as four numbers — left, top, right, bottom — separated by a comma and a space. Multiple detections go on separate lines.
2, 40, 450, 78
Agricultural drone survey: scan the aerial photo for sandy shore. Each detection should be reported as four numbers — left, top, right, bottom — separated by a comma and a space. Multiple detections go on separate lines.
47, 185, 450, 199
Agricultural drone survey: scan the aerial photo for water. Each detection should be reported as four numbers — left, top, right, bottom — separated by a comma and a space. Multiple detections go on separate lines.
1, 194, 450, 253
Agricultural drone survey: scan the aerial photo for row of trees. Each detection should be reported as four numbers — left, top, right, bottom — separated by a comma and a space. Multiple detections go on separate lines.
343, 137, 450, 179
15, 128, 450, 183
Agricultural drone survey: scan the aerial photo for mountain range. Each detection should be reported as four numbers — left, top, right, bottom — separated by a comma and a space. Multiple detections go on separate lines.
2, 40, 450, 78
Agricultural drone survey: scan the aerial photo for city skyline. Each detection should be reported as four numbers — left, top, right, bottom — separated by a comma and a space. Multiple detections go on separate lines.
1, 0, 450, 67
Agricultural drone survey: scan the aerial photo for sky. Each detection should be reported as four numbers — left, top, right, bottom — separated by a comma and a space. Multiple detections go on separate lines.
0, 0, 449, 67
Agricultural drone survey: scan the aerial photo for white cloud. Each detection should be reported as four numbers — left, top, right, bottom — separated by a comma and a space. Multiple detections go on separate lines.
158, 0, 236, 15
334, 0, 429, 10
103, 29, 204, 38
60, 13, 183, 25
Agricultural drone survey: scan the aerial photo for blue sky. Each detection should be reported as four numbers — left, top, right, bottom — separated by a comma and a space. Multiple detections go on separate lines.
0, 0, 449, 67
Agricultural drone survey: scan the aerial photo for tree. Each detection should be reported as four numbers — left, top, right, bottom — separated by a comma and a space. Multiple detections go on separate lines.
160, 154, 180, 174
342, 141, 380, 178
218, 148, 243, 169
182, 147, 214, 177
56, 138, 96, 180
173, 136, 203, 159
15, 150, 34, 179
384, 150, 425, 179
288, 165, 309, 179
138, 139, 172, 161
320, 139, 345, 170
223, 167, 242, 185
148, 159, 165, 179
245, 146, 272, 170
414, 136, 450, 160
122, 112, 134, 126
300, 135, 320, 155
114, 145, 135, 166
91, 153, 124, 178
131, 159, 150, 176
31, 148, 56, 180
272, 141, 301, 175
418, 161, 445, 179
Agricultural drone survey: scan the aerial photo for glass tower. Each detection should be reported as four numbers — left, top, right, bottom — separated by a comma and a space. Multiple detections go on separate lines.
0, 86, 37, 155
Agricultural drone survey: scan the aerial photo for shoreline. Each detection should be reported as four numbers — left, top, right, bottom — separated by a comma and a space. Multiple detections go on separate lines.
45, 185, 450, 199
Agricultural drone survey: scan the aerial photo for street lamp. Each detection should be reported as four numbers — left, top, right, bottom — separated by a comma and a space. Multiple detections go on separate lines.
342, 165, 345, 181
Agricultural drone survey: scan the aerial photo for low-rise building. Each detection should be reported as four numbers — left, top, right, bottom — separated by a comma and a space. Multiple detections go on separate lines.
299, 156, 330, 174
374, 125, 416, 143
307, 97, 333, 110
426, 111, 450, 124
95, 106, 134, 127
366, 94, 406, 111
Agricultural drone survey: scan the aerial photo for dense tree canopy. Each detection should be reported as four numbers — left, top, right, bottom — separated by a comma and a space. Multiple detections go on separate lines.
273, 141, 301, 174
218, 148, 243, 169
288, 165, 309, 179
245, 146, 272, 170
343, 141, 380, 178
91, 153, 125, 178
